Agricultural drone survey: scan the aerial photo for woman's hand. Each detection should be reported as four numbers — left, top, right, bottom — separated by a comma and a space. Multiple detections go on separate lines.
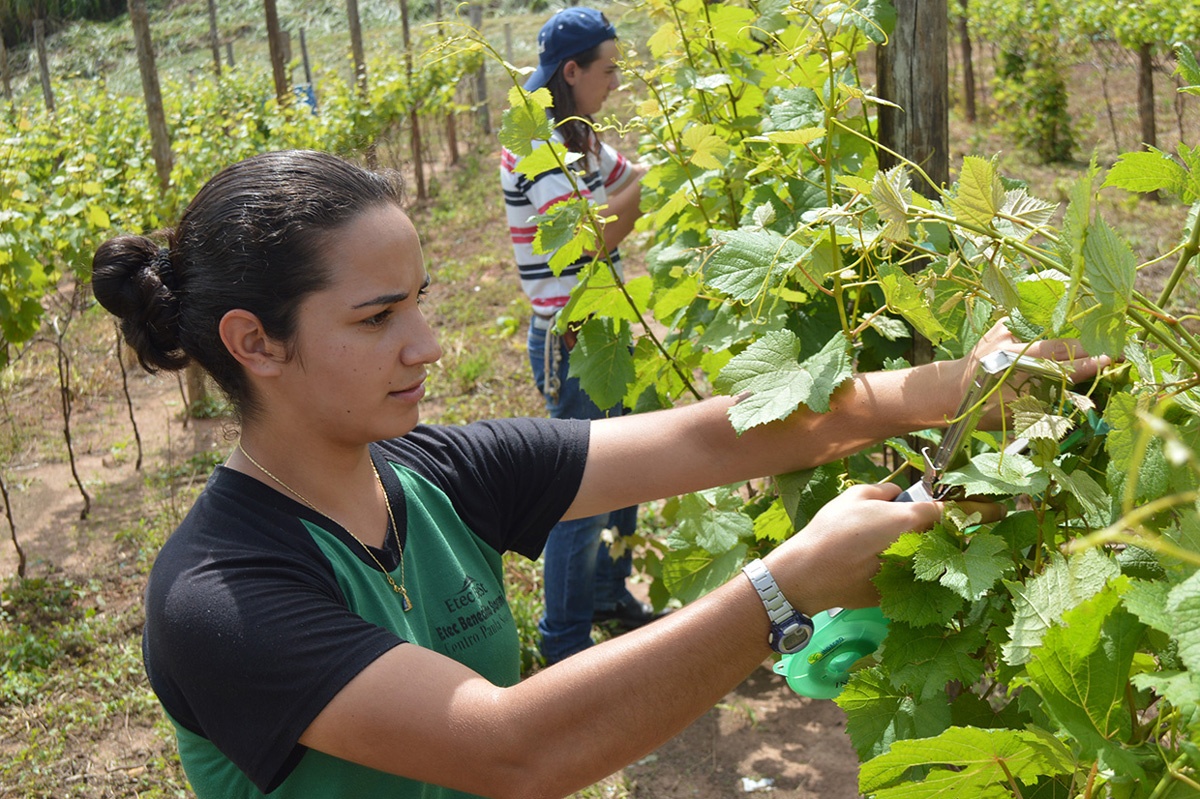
952, 319, 1110, 427
763, 483, 1003, 614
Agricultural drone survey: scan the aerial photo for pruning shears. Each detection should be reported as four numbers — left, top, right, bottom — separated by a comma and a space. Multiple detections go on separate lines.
775, 348, 1089, 699
893, 349, 1072, 503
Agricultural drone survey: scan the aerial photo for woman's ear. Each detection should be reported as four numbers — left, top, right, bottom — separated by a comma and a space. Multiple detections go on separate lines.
562, 59, 580, 86
219, 309, 287, 377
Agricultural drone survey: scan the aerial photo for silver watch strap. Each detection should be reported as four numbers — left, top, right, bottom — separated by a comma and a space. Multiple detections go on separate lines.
742, 558, 794, 627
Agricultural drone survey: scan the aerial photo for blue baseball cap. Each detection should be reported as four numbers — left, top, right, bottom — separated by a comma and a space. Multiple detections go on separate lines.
523, 7, 617, 91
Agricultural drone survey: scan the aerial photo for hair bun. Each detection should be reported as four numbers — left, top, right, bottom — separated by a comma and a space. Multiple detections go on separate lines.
92, 234, 188, 372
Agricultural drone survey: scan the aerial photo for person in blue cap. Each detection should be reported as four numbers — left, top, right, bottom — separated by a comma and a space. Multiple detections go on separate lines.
501, 7, 656, 664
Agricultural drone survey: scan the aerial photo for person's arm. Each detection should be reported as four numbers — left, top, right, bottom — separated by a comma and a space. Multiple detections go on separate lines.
597, 163, 646, 251
299, 484, 953, 799
565, 321, 1105, 521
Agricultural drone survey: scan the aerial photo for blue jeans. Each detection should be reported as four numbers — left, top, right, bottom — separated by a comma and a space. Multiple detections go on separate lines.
528, 319, 638, 664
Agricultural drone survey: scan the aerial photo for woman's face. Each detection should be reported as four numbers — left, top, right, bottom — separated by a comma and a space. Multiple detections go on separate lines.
565, 39, 621, 117
275, 204, 442, 445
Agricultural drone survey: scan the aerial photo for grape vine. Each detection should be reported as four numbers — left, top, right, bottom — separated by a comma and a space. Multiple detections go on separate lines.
495, 1, 1200, 794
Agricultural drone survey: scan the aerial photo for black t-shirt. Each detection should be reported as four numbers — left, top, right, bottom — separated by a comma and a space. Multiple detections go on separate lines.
143, 418, 589, 796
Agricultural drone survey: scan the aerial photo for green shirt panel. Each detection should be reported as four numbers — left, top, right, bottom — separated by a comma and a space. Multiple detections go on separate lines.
175, 462, 520, 798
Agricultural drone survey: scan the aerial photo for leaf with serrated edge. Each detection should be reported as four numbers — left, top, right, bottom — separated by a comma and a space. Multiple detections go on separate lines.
1167, 571, 1200, 675
949, 156, 1003, 228
1076, 218, 1136, 357
660, 543, 747, 604
859, 726, 1073, 796
915, 529, 1011, 601
1010, 395, 1071, 441
1024, 584, 1144, 777
675, 488, 753, 554
718, 330, 853, 433
704, 228, 805, 303
939, 451, 1049, 497
568, 318, 634, 410
837, 667, 953, 762
1003, 549, 1119, 665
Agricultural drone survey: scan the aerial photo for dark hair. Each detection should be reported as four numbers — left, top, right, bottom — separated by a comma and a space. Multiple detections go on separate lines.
92, 150, 406, 421
545, 41, 608, 156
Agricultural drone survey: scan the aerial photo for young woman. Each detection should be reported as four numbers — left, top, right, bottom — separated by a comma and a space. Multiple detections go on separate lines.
93, 149, 1100, 799
500, 7, 654, 665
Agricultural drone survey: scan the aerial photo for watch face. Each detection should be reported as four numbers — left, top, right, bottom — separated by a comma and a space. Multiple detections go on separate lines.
777, 624, 813, 654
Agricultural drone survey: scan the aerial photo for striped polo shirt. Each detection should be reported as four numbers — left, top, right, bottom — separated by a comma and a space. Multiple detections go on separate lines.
500, 128, 632, 318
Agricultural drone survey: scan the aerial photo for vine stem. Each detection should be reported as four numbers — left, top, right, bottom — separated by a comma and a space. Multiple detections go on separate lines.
915, 208, 1200, 377
997, 758, 1025, 799
1067, 490, 1200, 567
632, 73, 715, 229
1156, 203, 1200, 308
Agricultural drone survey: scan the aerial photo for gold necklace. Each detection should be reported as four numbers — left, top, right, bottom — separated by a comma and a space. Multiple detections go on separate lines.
236, 443, 412, 611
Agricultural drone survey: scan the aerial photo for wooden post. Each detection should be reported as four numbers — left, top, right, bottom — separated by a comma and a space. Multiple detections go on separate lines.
346, 0, 368, 97
0, 36, 12, 101
263, 0, 290, 103
1137, 42, 1157, 150
956, 0, 975, 123
128, 0, 173, 192
299, 28, 314, 87
400, 0, 426, 200
877, 0, 948, 476
297, 27, 316, 110
436, 0, 458, 164
206, 0, 222, 78
877, 0, 949, 199
504, 22, 513, 64
34, 20, 55, 112
470, 4, 490, 135
226, 40, 235, 67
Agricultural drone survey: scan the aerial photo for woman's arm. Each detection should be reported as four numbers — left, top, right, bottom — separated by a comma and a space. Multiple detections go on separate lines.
299, 484, 955, 799
565, 322, 1105, 520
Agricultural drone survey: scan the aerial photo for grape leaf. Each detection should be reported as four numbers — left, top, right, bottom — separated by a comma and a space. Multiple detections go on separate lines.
498, 86, 554, 157
1102, 149, 1189, 198
674, 487, 754, 555
1024, 585, 1145, 778
1167, 570, 1200, 675
562, 269, 650, 327
568, 318, 634, 410
949, 155, 1003, 228
1010, 395, 1071, 441
836, 666, 952, 761
1076, 218, 1136, 358
939, 451, 1049, 497
882, 621, 987, 699
995, 188, 1057, 240
660, 543, 748, 604
703, 227, 806, 303
875, 560, 965, 627
682, 123, 731, 170
914, 529, 1012, 601
1122, 579, 1172, 633
717, 330, 854, 434
876, 262, 950, 344
512, 139, 578, 180
869, 166, 913, 243
752, 499, 794, 544
1105, 391, 1170, 503
858, 726, 1073, 797
1003, 549, 1120, 665
776, 462, 841, 529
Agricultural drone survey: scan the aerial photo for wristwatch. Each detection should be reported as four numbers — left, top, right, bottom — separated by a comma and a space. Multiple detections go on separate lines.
742, 558, 814, 655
